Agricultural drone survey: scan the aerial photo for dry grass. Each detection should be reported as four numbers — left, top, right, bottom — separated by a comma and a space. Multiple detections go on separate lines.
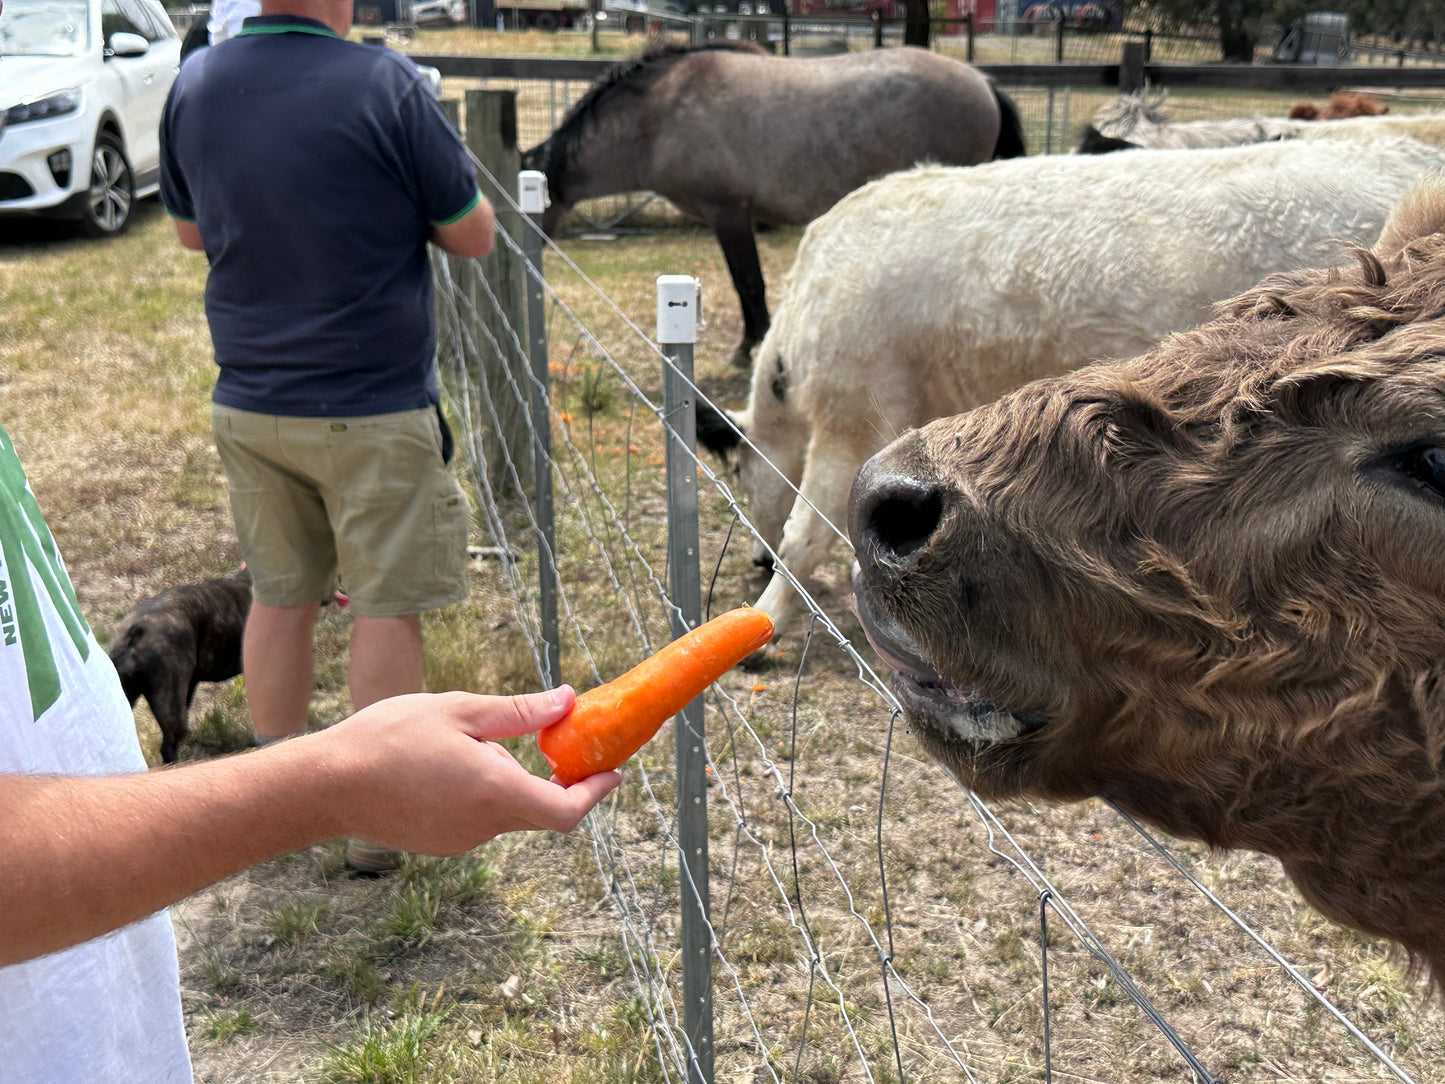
5, 67, 1445, 1081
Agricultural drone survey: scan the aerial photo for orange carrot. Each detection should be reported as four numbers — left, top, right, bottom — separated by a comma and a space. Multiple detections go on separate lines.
538, 607, 775, 785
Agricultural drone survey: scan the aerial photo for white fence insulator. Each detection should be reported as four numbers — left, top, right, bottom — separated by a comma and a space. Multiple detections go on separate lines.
656, 275, 700, 345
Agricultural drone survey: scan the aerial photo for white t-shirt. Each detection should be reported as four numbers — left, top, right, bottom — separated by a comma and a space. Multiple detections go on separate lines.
0, 426, 193, 1083
207, 0, 260, 44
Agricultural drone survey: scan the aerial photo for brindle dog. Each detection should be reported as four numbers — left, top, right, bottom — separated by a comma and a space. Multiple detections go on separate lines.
108, 568, 252, 763
850, 184, 1445, 986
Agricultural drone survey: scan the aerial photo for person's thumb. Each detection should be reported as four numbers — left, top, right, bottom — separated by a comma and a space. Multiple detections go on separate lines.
457, 686, 576, 740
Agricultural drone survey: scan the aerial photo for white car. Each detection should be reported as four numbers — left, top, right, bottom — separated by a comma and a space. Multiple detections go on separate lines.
0, 0, 180, 236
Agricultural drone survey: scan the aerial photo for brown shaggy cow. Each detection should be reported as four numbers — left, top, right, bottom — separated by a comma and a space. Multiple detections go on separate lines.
849, 183, 1445, 984
1289, 90, 1390, 121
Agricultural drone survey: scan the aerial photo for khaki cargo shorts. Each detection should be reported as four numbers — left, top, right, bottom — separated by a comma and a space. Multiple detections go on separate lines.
212, 404, 470, 617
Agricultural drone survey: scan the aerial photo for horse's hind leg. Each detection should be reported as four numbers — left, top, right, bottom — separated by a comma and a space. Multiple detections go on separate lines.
712, 209, 769, 370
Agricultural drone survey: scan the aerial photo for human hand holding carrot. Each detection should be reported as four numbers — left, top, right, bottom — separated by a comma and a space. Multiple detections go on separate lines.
538, 608, 775, 785
307, 689, 621, 851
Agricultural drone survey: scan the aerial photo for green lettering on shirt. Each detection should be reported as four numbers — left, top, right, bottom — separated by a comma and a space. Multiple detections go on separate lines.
0, 426, 91, 721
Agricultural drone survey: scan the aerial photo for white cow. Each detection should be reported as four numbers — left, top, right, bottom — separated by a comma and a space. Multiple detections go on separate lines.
1079, 95, 1445, 154
699, 135, 1445, 638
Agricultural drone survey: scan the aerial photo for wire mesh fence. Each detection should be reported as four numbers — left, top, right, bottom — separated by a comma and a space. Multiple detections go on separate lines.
423, 139, 1445, 1081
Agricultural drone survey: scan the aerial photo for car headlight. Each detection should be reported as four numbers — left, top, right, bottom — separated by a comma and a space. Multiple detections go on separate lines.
5, 89, 82, 126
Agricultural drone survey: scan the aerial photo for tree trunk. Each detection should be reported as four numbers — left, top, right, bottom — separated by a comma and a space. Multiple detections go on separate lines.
1216, 0, 1256, 62
902, 0, 930, 46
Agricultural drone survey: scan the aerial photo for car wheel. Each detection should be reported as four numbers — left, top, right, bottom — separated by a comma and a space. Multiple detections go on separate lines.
78, 131, 134, 238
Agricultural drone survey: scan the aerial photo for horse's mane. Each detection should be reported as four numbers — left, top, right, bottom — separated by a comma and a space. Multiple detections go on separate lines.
542, 42, 766, 178
1092, 87, 1171, 137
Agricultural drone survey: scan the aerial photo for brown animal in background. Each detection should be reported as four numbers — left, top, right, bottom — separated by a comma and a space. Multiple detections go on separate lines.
108, 569, 252, 763
522, 43, 1025, 369
1322, 90, 1389, 118
1289, 89, 1389, 121
849, 183, 1445, 985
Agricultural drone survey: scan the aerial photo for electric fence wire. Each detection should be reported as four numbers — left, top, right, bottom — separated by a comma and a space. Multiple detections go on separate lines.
431, 154, 1424, 1082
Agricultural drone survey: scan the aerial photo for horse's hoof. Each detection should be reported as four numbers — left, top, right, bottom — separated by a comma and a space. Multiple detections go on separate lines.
730, 345, 755, 370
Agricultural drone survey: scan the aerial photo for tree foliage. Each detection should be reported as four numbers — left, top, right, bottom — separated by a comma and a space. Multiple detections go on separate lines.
1120, 0, 1445, 59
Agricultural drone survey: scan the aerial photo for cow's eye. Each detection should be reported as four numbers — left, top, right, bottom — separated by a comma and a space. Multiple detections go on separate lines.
1394, 445, 1445, 499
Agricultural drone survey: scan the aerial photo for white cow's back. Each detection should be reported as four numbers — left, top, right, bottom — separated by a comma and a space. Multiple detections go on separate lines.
763, 135, 1445, 430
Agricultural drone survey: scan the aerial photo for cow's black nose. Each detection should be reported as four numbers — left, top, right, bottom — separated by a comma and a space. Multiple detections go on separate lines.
854, 471, 944, 563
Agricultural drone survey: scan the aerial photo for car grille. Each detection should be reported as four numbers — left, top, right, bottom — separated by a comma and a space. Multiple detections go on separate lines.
0, 173, 36, 202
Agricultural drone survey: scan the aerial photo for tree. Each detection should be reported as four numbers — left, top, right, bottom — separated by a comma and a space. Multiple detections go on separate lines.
1126, 0, 1445, 59
1214, 0, 1259, 60
1122, 0, 1275, 60
902, 0, 929, 46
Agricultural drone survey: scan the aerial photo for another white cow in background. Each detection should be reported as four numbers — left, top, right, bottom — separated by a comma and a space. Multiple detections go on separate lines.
1077, 89, 1302, 152
1077, 88, 1445, 154
699, 135, 1445, 639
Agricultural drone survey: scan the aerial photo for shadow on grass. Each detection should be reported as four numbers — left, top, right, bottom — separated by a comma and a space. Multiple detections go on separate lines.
0, 197, 170, 253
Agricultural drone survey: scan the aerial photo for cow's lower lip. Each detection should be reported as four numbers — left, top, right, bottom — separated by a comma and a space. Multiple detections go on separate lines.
851, 563, 1049, 745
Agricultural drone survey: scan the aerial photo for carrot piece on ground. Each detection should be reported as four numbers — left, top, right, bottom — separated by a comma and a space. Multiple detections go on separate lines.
537, 607, 775, 785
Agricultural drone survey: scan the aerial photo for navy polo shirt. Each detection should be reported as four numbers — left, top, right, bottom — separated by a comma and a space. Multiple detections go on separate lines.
160, 16, 481, 416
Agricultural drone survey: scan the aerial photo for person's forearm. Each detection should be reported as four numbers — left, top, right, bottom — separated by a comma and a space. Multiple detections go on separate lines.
0, 737, 348, 966
0, 690, 620, 967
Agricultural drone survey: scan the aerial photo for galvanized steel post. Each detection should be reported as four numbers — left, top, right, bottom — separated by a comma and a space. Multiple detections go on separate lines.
657, 274, 713, 1084
520, 170, 559, 688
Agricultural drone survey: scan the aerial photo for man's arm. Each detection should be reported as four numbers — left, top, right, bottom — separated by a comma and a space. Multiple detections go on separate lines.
173, 218, 204, 251
0, 687, 617, 966
431, 196, 494, 259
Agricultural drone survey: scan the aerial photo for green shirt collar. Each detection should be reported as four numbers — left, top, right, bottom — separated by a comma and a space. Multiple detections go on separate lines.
235, 14, 340, 37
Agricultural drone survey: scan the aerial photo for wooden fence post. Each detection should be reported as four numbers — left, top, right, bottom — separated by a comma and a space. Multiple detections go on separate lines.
462, 88, 532, 494
435, 97, 464, 395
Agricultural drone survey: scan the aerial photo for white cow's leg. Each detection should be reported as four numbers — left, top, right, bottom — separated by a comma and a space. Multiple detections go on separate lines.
752, 432, 876, 639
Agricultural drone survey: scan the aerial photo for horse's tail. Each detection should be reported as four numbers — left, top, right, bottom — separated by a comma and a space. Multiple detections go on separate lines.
990, 86, 1027, 160
1075, 124, 1141, 154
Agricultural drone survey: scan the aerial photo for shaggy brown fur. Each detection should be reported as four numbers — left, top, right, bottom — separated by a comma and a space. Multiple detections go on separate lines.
1289, 90, 1390, 121
849, 182, 1445, 986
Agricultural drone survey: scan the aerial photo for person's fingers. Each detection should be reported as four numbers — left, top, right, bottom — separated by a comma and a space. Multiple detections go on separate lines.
564, 770, 622, 808
502, 768, 620, 833
450, 686, 576, 740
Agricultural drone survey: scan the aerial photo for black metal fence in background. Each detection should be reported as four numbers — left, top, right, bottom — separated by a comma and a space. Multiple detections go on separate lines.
412, 40, 1445, 203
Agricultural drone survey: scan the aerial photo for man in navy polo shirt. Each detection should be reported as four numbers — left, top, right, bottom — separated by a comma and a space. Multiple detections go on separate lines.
160, 0, 494, 873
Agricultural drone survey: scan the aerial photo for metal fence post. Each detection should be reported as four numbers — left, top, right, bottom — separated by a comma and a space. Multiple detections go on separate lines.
520, 169, 559, 689
658, 275, 713, 1084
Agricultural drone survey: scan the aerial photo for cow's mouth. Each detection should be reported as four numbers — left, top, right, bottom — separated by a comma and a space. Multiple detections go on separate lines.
851, 564, 1049, 746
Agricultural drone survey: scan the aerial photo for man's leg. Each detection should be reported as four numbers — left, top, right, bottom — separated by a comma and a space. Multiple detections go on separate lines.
243, 602, 320, 742
349, 614, 425, 711
344, 613, 425, 875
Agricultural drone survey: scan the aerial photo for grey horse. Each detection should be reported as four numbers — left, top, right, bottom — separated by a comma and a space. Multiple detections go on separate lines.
524, 43, 1025, 368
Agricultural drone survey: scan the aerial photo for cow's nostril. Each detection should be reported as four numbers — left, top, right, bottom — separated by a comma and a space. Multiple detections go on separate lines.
865, 482, 944, 560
